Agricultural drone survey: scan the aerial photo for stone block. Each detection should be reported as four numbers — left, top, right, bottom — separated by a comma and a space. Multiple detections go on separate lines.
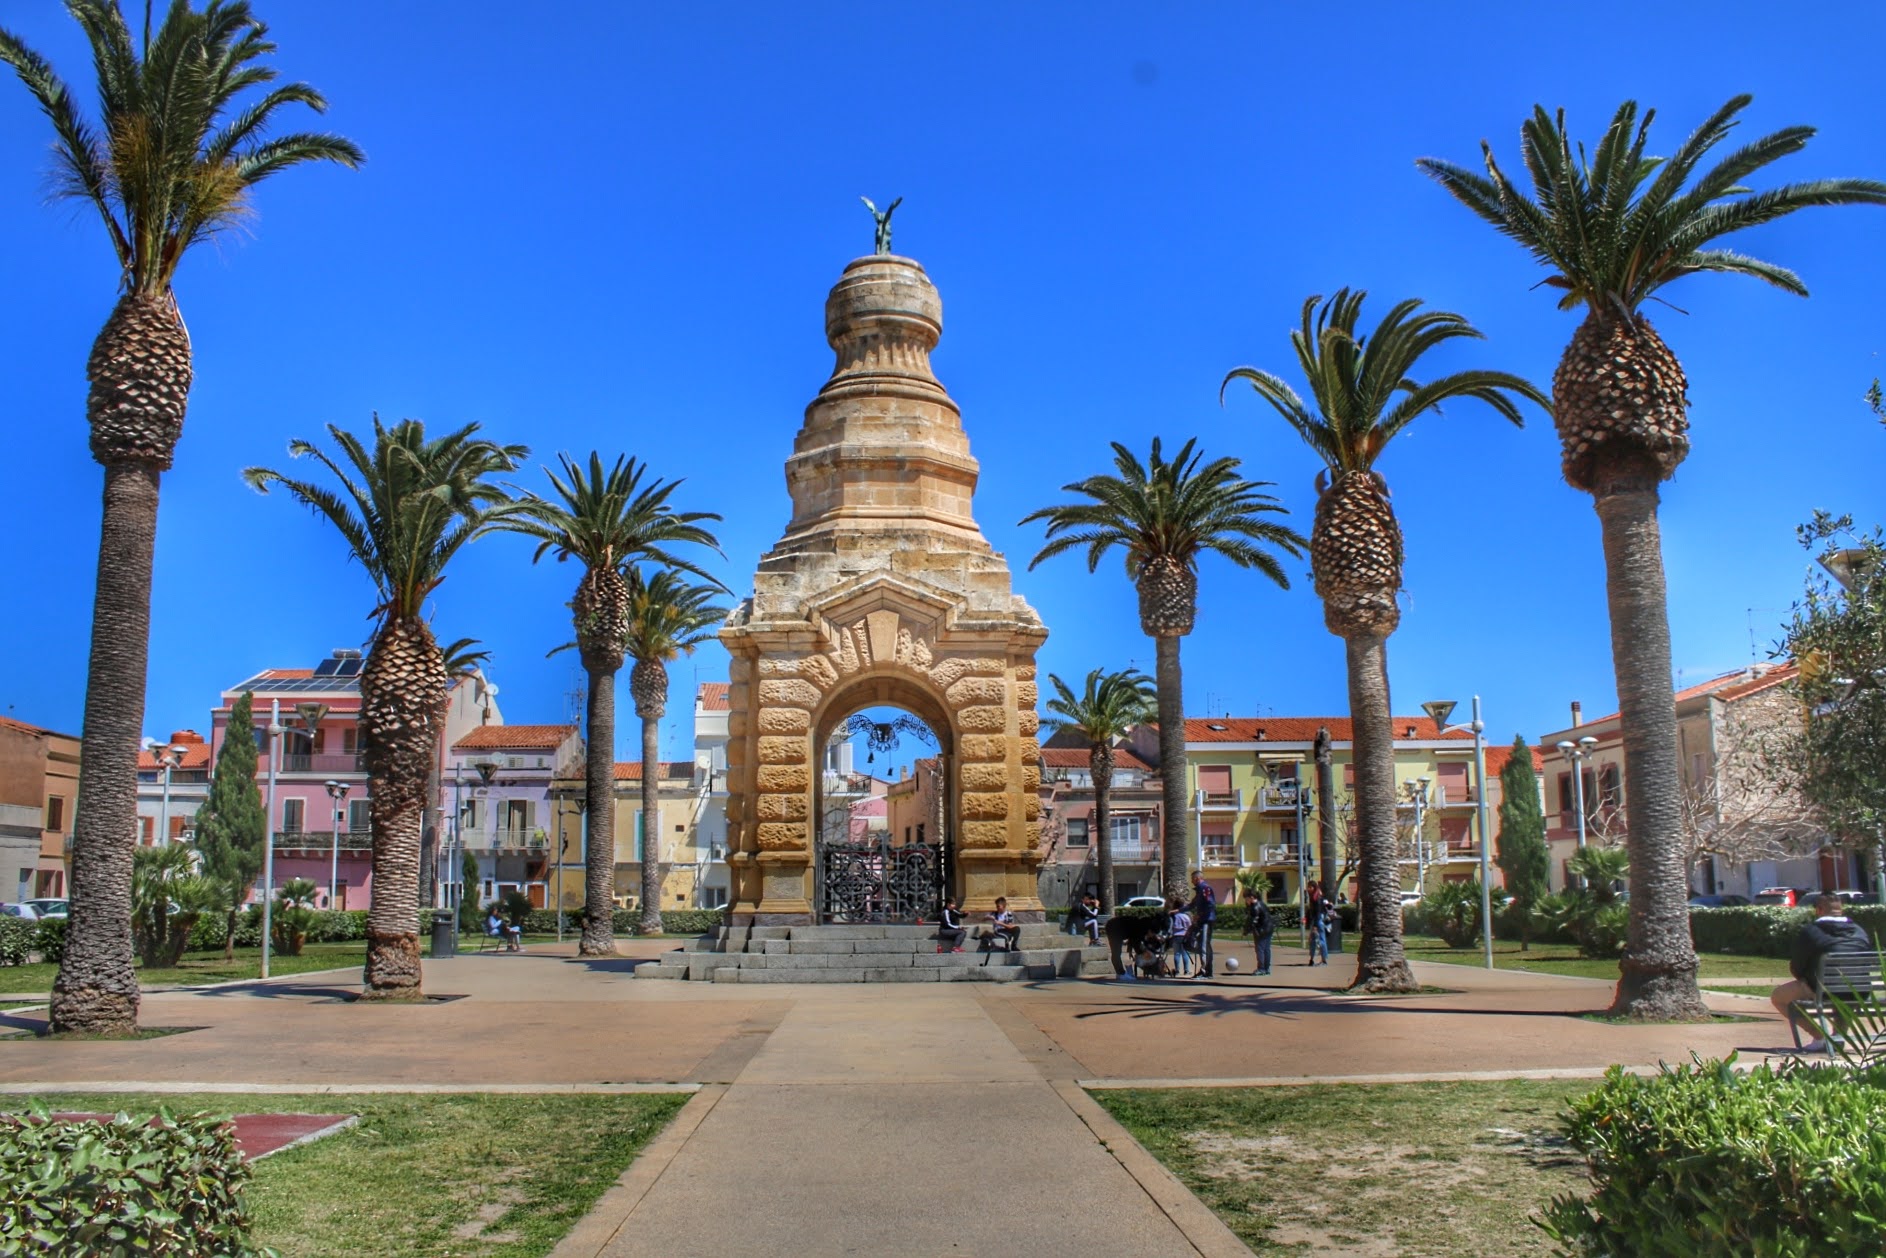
757, 822, 808, 850
959, 762, 1009, 792
945, 676, 1007, 708
959, 820, 1008, 848
758, 678, 823, 709
757, 735, 806, 765
801, 654, 839, 689
958, 705, 1006, 733
758, 707, 811, 734
1020, 765, 1039, 792
928, 659, 970, 690
959, 734, 1006, 763
960, 792, 1008, 820
755, 793, 807, 822
1022, 795, 1040, 821
757, 764, 810, 792
1017, 710, 1039, 737
1014, 665, 1035, 682
1014, 681, 1037, 709
970, 658, 1004, 674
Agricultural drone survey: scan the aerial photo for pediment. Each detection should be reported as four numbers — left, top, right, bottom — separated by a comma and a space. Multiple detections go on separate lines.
803, 570, 962, 640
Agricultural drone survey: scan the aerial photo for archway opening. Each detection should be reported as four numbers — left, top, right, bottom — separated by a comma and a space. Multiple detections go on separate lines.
813, 693, 952, 924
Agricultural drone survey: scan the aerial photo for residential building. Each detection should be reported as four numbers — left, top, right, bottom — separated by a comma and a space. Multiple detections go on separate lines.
692, 683, 731, 908
1539, 664, 1840, 897
135, 729, 210, 846
1182, 715, 1511, 904
885, 759, 941, 850
602, 760, 701, 911
215, 648, 499, 910
1034, 734, 1165, 908
0, 715, 80, 900
446, 724, 583, 910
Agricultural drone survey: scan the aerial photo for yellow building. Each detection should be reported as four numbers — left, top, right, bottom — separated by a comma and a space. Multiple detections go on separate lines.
1184, 715, 1523, 904
608, 760, 705, 913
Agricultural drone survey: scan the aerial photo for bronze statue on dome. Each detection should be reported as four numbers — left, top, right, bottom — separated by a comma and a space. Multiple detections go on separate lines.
860, 195, 902, 255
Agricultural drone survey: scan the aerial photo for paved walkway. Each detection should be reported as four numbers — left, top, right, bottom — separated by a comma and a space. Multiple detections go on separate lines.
0, 936, 1809, 1256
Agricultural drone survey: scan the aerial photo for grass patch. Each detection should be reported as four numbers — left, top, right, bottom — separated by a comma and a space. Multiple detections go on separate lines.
0, 941, 369, 995
1397, 934, 1789, 981
19, 1090, 687, 1258
1094, 1079, 1592, 1255
1577, 1011, 1762, 1025
1702, 981, 1780, 995
0, 1025, 199, 1041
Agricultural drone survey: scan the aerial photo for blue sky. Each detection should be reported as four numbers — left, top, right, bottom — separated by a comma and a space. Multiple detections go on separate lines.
1, 2, 1882, 762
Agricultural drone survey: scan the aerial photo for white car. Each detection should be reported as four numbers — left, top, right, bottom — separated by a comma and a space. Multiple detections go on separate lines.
23, 898, 66, 920
0, 903, 38, 922
1119, 896, 1166, 909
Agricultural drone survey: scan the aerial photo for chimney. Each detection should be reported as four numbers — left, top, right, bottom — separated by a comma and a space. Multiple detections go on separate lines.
1570, 700, 1583, 729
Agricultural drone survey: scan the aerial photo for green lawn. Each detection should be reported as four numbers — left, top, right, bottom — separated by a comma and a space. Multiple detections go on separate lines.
0, 942, 368, 995
1095, 1079, 1594, 1255
1394, 933, 1789, 982
23, 1091, 687, 1258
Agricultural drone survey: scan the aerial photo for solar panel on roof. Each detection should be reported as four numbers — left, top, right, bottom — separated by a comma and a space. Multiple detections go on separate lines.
338, 657, 362, 676
314, 658, 341, 675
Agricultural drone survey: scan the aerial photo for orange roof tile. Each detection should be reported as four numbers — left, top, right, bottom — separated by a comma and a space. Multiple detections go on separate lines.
1040, 746, 1154, 771
1185, 717, 1469, 743
698, 683, 730, 711
1578, 663, 1800, 725
452, 724, 577, 751
256, 668, 315, 680
0, 715, 80, 740
139, 741, 212, 770
613, 761, 695, 781
1482, 743, 1546, 780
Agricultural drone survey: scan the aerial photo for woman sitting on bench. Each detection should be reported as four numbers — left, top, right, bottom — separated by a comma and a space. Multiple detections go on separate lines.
485, 906, 522, 952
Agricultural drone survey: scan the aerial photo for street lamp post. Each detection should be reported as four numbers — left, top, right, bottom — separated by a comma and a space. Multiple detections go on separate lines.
154, 743, 183, 845
471, 759, 499, 925
1555, 735, 1599, 888
324, 779, 353, 910
1293, 777, 1312, 951
1407, 775, 1431, 895
1471, 696, 1493, 971
262, 701, 283, 979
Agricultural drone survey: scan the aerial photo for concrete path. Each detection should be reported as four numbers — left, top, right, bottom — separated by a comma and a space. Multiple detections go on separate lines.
550, 984, 1244, 1258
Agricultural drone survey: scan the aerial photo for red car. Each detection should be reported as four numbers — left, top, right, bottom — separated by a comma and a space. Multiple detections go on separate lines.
1752, 887, 1799, 907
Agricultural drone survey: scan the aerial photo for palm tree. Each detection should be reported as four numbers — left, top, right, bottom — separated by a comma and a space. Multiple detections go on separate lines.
504, 454, 721, 955
1222, 290, 1545, 992
1, 1, 361, 1035
620, 568, 728, 935
1418, 96, 1886, 1018
1042, 668, 1156, 912
244, 418, 524, 999
1023, 439, 1305, 895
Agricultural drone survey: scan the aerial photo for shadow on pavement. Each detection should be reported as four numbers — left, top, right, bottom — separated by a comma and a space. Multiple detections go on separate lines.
1067, 988, 1630, 1023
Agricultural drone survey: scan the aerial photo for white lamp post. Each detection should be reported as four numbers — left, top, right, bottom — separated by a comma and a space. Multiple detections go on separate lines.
325, 779, 353, 910
1408, 775, 1431, 894
261, 701, 283, 979
1422, 697, 1494, 970
154, 743, 183, 845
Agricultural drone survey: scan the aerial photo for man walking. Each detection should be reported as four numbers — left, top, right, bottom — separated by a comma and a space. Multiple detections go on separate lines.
1771, 892, 1875, 1051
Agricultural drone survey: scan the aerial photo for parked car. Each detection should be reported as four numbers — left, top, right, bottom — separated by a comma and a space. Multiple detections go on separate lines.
1399, 892, 1423, 908
1688, 894, 1752, 908
0, 903, 38, 921
1826, 890, 1879, 907
1119, 895, 1166, 909
1752, 887, 1800, 907
22, 898, 67, 919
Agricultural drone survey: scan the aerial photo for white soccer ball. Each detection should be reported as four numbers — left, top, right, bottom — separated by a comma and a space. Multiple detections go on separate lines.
1224, 956, 1240, 973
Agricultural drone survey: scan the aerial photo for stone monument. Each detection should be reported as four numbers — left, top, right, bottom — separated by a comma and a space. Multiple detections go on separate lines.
720, 249, 1048, 924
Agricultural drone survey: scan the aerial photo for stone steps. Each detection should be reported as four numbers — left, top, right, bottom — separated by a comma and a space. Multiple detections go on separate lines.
633, 923, 1109, 984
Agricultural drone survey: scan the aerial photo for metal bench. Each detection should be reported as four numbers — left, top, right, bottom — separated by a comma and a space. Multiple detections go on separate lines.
1789, 949, 1885, 1052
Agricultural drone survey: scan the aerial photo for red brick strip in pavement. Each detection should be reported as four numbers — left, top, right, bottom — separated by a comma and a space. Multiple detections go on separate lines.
40, 1111, 357, 1160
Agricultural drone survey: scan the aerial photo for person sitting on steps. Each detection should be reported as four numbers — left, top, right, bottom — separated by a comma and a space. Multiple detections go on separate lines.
937, 899, 966, 953
982, 896, 1022, 952
1067, 892, 1102, 944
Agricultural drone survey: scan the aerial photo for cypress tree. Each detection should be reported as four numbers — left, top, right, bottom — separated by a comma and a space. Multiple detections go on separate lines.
1496, 735, 1551, 950
195, 692, 267, 960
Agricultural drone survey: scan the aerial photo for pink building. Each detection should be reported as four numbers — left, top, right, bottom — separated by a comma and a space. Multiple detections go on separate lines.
212, 648, 499, 910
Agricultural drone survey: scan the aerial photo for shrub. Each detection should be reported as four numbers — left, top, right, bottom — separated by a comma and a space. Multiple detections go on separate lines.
1540, 1058, 1886, 1256
1578, 902, 1629, 958
33, 918, 65, 965
656, 909, 726, 936
0, 1106, 268, 1256
0, 918, 31, 966
1421, 881, 1484, 949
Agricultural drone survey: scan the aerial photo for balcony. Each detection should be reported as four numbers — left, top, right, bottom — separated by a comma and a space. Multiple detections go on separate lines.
1195, 788, 1242, 811
1254, 843, 1302, 866
273, 829, 371, 851
279, 753, 365, 774
1256, 785, 1301, 812
1201, 844, 1238, 867
461, 828, 550, 854
1106, 838, 1160, 864
1434, 783, 1479, 806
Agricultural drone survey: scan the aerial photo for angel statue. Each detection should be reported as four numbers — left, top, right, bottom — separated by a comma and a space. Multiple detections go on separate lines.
860, 195, 903, 255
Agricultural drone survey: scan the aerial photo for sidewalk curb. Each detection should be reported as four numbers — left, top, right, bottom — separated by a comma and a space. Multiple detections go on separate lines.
1050, 1078, 1251, 1258
548, 1084, 726, 1258
0, 1081, 702, 1096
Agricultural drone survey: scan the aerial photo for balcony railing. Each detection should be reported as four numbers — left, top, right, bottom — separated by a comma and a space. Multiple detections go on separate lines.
273, 829, 371, 850
1256, 785, 1300, 811
1200, 845, 1238, 867
461, 828, 550, 853
1106, 838, 1160, 863
1254, 843, 1302, 866
279, 753, 365, 774
1195, 788, 1242, 811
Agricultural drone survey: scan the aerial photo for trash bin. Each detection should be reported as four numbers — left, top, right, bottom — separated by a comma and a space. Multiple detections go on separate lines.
430, 908, 456, 959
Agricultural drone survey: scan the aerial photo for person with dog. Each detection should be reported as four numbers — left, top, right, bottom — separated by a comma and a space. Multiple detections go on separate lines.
1105, 904, 1167, 981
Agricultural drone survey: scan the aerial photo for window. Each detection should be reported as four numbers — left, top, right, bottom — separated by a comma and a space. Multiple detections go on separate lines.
1109, 815, 1141, 844
1066, 818, 1089, 847
44, 797, 63, 832
634, 811, 645, 862
916, 823, 926, 846
1558, 773, 1575, 815
1197, 765, 1232, 797
701, 887, 728, 909
1598, 764, 1622, 810
349, 799, 369, 832
1342, 763, 1356, 788
342, 727, 357, 754
1281, 825, 1298, 852
281, 798, 304, 833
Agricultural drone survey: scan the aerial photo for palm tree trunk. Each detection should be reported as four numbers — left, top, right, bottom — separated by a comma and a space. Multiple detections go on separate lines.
49, 464, 160, 1035
1593, 475, 1706, 1020
1345, 633, 1417, 993
1092, 745, 1115, 912
1154, 633, 1189, 897
639, 713, 663, 935
580, 667, 617, 955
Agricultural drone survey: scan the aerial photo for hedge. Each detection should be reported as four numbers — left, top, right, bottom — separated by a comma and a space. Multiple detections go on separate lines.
0, 1107, 266, 1256
1541, 1059, 1886, 1255
32, 919, 64, 965
185, 908, 369, 952
1688, 905, 1886, 959
519, 908, 727, 936
0, 918, 31, 967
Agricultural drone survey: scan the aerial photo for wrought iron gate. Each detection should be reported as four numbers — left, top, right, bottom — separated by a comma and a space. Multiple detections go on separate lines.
817, 837, 943, 923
